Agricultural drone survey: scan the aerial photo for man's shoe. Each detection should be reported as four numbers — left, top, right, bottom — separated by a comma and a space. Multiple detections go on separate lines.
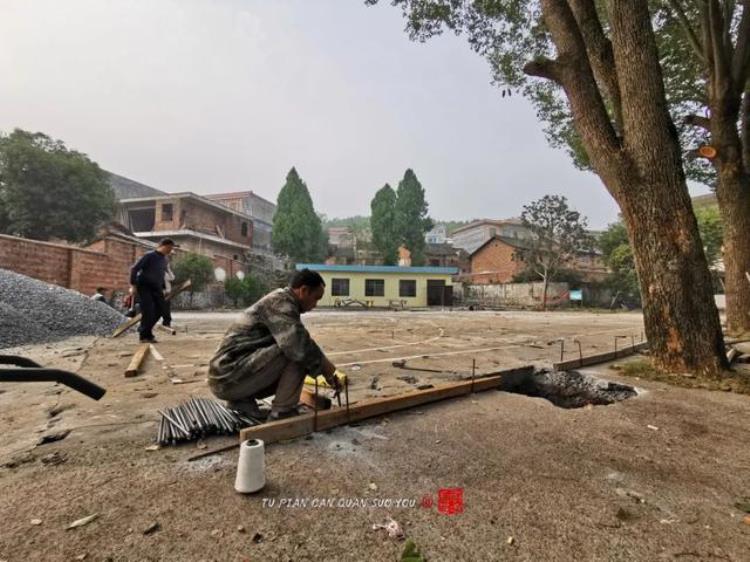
227, 400, 269, 421
268, 408, 302, 421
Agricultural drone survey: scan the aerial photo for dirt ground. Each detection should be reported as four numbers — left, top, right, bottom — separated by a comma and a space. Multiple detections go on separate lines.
1, 309, 749, 561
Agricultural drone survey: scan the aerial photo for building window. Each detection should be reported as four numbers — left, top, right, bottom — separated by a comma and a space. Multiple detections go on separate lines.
365, 279, 384, 297
331, 278, 350, 297
399, 280, 416, 298
241, 222, 248, 237
161, 204, 173, 222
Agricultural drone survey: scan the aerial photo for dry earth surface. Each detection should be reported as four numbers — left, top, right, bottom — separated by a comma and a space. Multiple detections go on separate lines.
1, 309, 748, 561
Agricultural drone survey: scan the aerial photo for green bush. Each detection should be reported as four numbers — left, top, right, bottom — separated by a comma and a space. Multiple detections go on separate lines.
224, 277, 244, 307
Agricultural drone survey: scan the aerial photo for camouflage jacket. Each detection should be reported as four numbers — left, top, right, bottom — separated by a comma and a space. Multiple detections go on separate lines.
208, 288, 324, 386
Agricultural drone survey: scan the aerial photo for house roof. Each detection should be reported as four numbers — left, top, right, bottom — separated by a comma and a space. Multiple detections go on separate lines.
426, 242, 459, 256
204, 190, 276, 207
470, 235, 533, 256
107, 172, 167, 199
295, 263, 459, 275
450, 218, 524, 235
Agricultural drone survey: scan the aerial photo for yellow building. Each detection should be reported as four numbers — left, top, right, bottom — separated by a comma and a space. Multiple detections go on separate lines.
296, 264, 458, 308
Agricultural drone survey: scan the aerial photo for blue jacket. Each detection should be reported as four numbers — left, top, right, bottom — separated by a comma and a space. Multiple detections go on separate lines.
130, 251, 168, 289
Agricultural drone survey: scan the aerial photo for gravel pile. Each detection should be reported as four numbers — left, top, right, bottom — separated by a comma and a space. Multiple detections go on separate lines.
0, 268, 125, 349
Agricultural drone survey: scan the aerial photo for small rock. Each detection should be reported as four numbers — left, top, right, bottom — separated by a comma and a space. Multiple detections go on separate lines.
435, 439, 441, 444
145, 445, 160, 452
196, 441, 208, 450
67, 513, 99, 530
74, 555, 87, 561
252, 532, 263, 543
507, 536, 515, 545
30, 519, 42, 526
143, 522, 161, 535
40, 452, 66, 466
141, 392, 158, 399
369, 482, 378, 491
37, 430, 70, 446
351, 438, 361, 446
237, 525, 246, 533
211, 529, 223, 538
647, 425, 659, 431
743, 515, 750, 526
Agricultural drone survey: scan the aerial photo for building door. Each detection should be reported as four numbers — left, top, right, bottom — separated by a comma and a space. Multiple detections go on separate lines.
427, 280, 446, 306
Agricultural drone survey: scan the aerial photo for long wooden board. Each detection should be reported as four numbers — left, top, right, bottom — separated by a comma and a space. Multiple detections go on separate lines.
125, 343, 151, 377
239, 365, 534, 445
112, 280, 192, 338
553, 341, 649, 371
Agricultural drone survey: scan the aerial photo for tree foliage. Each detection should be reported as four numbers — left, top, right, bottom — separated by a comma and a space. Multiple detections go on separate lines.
394, 169, 432, 265
0, 128, 115, 242
694, 206, 723, 268
370, 183, 399, 264
598, 220, 641, 306
225, 274, 268, 308
514, 195, 592, 309
272, 167, 327, 263
173, 253, 214, 295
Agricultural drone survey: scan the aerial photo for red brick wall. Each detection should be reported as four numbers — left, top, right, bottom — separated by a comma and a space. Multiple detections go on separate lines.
0, 234, 152, 297
469, 239, 525, 284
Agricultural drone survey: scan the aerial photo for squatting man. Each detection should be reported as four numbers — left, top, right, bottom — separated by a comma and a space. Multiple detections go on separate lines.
208, 268, 343, 421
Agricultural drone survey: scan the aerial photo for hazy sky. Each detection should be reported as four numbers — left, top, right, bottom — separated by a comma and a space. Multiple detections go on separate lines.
0, 1, 710, 228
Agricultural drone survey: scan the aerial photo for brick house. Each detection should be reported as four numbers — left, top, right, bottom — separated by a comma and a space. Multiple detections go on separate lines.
451, 219, 533, 254
117, 192, 253, 265
464, 235, 609, 285
204, 191, 276, 252
464, 236, 530, 284
425, 243, 470, 273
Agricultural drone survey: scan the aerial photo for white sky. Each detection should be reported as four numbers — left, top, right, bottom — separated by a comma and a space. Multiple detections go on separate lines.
0, 0, 710, 228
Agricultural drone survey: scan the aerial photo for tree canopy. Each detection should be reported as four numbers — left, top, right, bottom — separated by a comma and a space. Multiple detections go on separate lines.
370, 183, 399, 264
394, 169, 432, 265
0, 129, 115, 243
272, 167, 327, 263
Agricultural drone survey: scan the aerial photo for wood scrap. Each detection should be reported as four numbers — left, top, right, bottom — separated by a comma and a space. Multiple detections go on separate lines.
125, 344, 150, 378
240, 365, 534, 445
156, 324, 177, 336
111, 280, 191, 338
149, 345, 164, 362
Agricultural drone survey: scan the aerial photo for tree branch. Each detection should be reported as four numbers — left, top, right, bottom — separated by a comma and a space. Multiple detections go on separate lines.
666, 0, 706, 61
568, 0, 623, 132
708, 0, 731, 93
683, 114, 712, 129
534, 0, 620, 162
523, 57, 562, 82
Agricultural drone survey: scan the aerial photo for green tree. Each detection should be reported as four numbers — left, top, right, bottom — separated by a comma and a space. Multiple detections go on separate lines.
240, 274, 268, 306
599, 221, 641, 307
394, 169, 432, 265
224, 277, 244, 308
513, 195, 592, 310
695, 206, 724, 269
368, 0, 728, 373
370, 183, 399, 264
0, 129, 115, 242
173, 253, 214, 306
272, 167, 326, 263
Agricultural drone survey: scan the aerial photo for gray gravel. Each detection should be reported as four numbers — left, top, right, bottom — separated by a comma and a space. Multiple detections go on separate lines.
0, 268, 125, 349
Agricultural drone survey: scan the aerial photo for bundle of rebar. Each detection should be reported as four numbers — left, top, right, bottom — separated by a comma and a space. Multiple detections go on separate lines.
156, 397, 262, 445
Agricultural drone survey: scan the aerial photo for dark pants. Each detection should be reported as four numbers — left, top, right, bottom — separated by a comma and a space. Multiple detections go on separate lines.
162, 299, 172, 327
137, 284, 166, 340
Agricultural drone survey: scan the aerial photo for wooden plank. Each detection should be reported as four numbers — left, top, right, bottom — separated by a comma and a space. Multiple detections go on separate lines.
149, 345, 164, 362
240, 365, 534, 445
300, 388, 332, 410
125, 343, 151, 378
553, 342, 649, 371
156, 324, 177, 335
111, 280, 192, 338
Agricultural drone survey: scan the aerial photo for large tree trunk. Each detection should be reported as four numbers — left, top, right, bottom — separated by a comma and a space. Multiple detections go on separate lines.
714, 163, 750, 335
708, 91, 750, 335
530, 0, 728, 374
